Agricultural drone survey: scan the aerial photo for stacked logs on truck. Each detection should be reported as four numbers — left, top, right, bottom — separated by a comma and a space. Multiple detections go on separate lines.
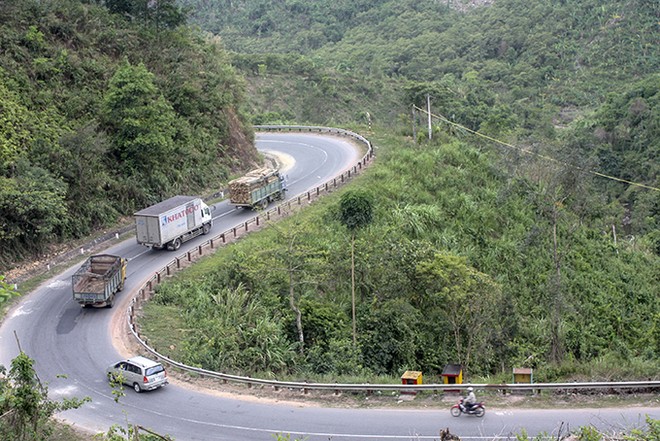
228, 168, 279, 205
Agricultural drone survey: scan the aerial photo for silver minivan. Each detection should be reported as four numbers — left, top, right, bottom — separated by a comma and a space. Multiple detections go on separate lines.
106, 355, 168, 392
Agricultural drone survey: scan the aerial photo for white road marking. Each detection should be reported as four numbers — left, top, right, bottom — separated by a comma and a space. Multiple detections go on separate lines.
10, 301, 33, 318
47, 280, 69, 289
50, 385, 80, 397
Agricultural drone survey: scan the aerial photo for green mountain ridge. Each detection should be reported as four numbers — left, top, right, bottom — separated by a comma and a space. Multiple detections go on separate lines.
188, 0, 658, 245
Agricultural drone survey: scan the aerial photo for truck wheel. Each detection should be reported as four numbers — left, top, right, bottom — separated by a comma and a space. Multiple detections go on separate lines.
106, 298, 113, 308
260, 199, 268, 209
169, 238, 181, 251
202, 223, 211, 235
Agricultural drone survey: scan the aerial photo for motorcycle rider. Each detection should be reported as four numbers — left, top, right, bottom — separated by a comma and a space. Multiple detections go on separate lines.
463, 386, 476, 412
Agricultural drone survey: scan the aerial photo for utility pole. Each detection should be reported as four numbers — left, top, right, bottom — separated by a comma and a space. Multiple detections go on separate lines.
427, 94, 432, 140
412, 105, 417, 143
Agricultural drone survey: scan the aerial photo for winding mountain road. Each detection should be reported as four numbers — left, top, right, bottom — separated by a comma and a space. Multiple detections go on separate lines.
0, 132, 657, 441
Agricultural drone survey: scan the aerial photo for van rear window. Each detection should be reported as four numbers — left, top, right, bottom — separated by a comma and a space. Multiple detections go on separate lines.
146, 365, 164, 376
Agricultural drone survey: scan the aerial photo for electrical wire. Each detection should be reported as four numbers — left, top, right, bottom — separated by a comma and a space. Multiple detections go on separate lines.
412, 104, 659, 192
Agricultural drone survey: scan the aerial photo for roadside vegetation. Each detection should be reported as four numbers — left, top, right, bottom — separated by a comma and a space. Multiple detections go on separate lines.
0, 0, 257, 271
1, 346, 659, 440
143, 130, 658, 382
0, 345, 172, 441
0, 350, 89, 440
1, 0, 658, 439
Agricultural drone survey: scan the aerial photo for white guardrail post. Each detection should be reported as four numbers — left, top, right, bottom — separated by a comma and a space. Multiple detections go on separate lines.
126, 126, 660, 394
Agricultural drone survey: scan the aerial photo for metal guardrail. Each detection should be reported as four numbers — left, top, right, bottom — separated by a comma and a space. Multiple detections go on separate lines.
128, 324, 660, 394
126, 126, 660, 395
253, 125, 373, 149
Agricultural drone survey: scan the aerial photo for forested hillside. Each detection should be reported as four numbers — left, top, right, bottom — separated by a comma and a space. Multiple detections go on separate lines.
134, 0, 660, 381
145, 133, 659, 381
182, 0, 658, 235
0, 0, 256, 270
0, 0, 656, 384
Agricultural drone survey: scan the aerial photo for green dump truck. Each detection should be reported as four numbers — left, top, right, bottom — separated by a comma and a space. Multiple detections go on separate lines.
228, 167, 287, 209
72, 254, 126, 308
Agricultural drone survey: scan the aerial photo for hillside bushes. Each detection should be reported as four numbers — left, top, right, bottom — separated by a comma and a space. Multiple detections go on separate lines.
0, 0, 257, 270
145, 134, 659, 381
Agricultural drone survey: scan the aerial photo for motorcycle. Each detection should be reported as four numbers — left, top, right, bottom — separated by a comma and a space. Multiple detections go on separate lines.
450, 399, 486, 417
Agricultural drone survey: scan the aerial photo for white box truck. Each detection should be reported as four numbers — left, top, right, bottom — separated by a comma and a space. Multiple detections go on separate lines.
134, 196, 213, 251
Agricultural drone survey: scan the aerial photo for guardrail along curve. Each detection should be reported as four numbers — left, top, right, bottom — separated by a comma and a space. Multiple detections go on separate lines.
125, 126, 660, 396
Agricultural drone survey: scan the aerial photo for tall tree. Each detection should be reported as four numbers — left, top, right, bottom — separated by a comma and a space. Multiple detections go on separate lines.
56, 124, 118, 236
104, 0, 186, 28
104, 0, 135, 15
101, 61, 177, 198
268, 219, 328, 355
416, 252, 503, 373
0, 75, 31, 175
0, 165, 68, 253
527, 167, 583, 365
339, 190, 374, 345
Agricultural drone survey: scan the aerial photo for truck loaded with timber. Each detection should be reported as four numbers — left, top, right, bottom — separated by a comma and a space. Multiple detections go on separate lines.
72, 254, 126, 308
134, 196, 213, 251
228, 167, 287, 209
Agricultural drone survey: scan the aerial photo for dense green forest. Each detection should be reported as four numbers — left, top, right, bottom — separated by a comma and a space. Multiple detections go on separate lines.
184, 0, 658, 238
145, 133, 659, 381
139, 0, 660, 381
0, 0, 257, 270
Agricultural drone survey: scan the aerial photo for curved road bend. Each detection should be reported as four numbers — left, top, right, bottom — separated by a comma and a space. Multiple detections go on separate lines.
0, 132, 657, 440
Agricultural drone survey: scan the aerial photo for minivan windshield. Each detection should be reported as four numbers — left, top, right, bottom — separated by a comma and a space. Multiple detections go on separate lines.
145, 365, 164, 376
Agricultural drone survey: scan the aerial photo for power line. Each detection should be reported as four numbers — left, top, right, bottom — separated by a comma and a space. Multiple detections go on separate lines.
412, 104, 659, 192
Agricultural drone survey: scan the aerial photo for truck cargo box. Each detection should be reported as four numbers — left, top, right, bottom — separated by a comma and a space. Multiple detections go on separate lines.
134, 195, 213, 250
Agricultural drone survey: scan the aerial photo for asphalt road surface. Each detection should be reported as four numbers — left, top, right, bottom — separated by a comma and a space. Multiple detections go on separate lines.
0, 132, 657, 441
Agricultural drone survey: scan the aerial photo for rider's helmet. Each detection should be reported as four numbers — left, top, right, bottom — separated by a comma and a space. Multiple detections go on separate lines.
467, 387, 474, 392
